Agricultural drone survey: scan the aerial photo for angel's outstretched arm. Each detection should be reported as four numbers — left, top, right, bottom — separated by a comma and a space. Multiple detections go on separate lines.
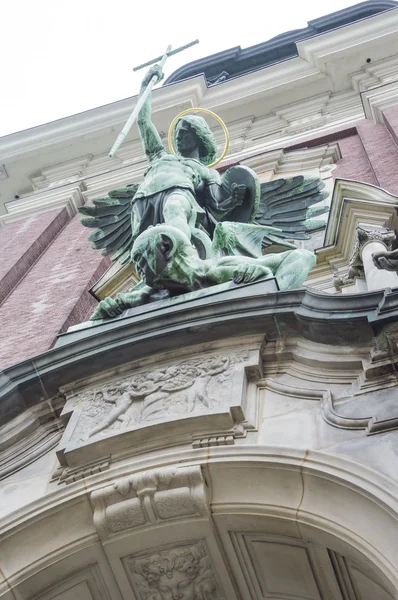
137, 65, 165, 160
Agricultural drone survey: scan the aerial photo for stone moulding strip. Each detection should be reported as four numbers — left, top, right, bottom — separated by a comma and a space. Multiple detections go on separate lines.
1, 284, 398, 428
0, 396, 64, 479
1, 445, 397, 585
260, 379, 398, 437
321, 390, 398, 435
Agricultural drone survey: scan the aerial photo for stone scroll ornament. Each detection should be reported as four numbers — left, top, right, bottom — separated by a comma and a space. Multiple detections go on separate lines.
124, 541, 223, 600
79, 63, 329, 320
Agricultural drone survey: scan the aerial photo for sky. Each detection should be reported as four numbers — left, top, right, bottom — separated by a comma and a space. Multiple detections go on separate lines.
1, 0, 363, 137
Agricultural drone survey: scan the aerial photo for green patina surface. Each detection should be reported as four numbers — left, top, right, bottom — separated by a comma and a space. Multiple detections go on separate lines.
79, 64, 328, 320
91, 224, 315, 320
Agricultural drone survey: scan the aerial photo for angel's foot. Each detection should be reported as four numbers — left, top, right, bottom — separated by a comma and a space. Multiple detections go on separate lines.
91, 297, 124, 320
90, 291, 149, 320
233, 264, 273, 284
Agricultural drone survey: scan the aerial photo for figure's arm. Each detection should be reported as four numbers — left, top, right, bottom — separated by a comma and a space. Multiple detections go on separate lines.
373, 248, 398, 272
198, 170, 247, 220
205, 182, 247, 217
137, 65, 165, 160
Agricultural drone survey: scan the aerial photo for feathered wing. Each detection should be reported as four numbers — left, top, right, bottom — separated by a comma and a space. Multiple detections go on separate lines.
255, 176, 329, 246
212, 222, 296, 259
78, 184, 138, 265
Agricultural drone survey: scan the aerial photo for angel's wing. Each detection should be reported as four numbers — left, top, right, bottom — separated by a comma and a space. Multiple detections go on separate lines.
255, 176, 329, 245
212, 221, 296, 259
78, 184, 138, 265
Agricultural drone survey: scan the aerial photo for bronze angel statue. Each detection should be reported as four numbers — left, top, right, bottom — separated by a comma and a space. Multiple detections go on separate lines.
79, 64, 329, 320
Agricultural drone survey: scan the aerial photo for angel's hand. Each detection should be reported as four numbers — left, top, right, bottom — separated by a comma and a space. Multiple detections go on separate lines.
141, 64, 164, 90
215, 183, 247, 213
372, 250, 398, 271
231, 182, 246, 205
233, 263, 272, 284
91, 297, 124, 320
90, 289, 150, 320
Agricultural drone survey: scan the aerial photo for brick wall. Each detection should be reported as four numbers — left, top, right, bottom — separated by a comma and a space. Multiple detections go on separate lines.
332, 134, 378, 186
382, 105, 398, 148
0, 208, 70, 305
0, 213, 109, 369
356, 119, 398, 194
287, 115, 398, 195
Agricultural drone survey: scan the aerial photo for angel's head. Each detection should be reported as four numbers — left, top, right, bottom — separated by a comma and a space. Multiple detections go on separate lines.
131, 225, 193, 286
174, 116, 217, 166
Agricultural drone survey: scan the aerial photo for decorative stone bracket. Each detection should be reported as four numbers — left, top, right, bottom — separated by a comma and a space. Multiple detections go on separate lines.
91, 466, 209, 539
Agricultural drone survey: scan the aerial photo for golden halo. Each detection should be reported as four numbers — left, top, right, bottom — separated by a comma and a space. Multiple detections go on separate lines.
168, 107, 229, 168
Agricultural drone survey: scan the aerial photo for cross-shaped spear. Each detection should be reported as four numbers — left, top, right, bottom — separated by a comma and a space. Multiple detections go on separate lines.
109, 40, 199, 158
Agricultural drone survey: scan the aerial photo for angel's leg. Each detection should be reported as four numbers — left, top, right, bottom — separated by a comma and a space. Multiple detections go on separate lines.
207, 258, 273, 285
261, 249, 316, 291
163, 193, 192, 239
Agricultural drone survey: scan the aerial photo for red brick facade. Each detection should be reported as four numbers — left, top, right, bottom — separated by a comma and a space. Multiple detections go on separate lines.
0, 212, 109, 369
356, 119, 398, 194
0, 208, 70, 305
332, 134, 377, 186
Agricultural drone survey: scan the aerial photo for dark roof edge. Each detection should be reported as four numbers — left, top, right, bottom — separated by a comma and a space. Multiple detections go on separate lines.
165, 0, 398, 86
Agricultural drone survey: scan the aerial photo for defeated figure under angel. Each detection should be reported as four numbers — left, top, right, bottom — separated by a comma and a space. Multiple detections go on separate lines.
79, 64, 329, 320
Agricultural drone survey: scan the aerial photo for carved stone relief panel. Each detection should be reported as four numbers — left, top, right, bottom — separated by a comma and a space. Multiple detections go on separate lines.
123, 540, 224, 600
91, 466, 209, 539
75, 354, 234, 439
58, 348, 260, 468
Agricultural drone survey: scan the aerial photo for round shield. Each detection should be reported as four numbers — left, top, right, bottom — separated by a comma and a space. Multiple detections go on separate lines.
217, 165, 260, 224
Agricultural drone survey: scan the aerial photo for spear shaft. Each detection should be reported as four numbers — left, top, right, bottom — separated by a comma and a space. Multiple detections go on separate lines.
109, 45, 171, 158
109, 40, 199, 158
133, 39, 199, 72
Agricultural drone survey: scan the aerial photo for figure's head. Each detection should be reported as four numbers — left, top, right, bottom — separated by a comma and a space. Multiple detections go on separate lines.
131, 225, 193, 286
173, 116, 217, 165
130, 543, 214, 600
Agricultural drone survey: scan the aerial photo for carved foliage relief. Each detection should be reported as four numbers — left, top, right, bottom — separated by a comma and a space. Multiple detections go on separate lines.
123, 541, 223, 600
65, 353, 244, 446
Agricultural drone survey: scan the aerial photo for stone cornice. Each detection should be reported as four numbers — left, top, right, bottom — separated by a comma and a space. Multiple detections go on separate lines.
361, 80, 398, 123
0, 182, 85, 224
4, 8, 398, 168
1, 280, 398, 427
165, 1, 398, 85
0, 78, 206, 164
